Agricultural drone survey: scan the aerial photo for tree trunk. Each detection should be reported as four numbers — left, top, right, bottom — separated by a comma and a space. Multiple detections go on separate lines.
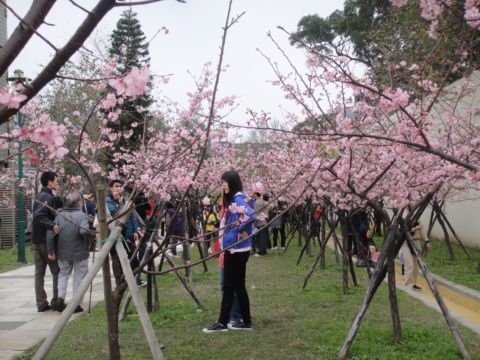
340, 217, 350, 294
320, 214, 327, 268
436, 208, 455, 260
96, 189, 121, 359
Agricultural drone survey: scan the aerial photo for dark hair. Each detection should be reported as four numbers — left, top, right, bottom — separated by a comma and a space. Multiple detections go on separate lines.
221, 170, 243, 205
109, 179, 124, 188
40, 171, 57, 187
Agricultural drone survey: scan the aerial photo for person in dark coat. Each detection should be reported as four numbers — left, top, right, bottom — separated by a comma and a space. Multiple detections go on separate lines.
32, 171, 61, 312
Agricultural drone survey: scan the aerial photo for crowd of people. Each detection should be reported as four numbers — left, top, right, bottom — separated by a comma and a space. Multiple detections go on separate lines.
30, 169, 430, 327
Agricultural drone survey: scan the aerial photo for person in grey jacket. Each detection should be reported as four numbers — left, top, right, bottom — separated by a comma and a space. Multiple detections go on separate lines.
47, 192, 90, 313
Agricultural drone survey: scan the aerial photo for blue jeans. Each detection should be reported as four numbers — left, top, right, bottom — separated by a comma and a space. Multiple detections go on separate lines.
219, 266, 242, 323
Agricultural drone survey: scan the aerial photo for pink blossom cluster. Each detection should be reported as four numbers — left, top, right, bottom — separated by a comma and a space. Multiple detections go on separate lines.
465, 0, 480, 28
0, 89, 27, 109
108, 67, 150, 98
390, 0, 479, 31
251, 181, 264, 194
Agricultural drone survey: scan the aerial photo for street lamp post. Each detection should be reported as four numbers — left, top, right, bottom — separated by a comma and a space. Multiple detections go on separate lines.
7, 69, 30, 263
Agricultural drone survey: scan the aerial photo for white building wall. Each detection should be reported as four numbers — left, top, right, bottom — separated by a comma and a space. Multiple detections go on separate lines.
0, 1, 8, 158
424, 196, 480, 248
424, 71, 480, 249
0, 1, 6, 87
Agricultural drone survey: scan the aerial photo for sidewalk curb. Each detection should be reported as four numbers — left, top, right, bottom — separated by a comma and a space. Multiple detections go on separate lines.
427, 272, 480, 303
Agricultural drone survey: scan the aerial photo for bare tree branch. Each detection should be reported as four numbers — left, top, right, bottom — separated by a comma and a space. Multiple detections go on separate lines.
68, 0, 92, 14
0, 0, 117, 125
0, 0, 57, 77
115, 0, 186, 6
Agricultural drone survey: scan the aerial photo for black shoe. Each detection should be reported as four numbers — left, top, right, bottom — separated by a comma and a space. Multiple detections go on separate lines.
52, 297, 67, 312
228, 321, 253, 331
38, 303, 51, 312
412, 285, 422, 291
136, 279, 146, 287
202, 322, 228, 333
74, 305, 84, 313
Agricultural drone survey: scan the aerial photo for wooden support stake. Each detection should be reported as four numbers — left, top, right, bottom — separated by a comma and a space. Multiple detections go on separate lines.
435, 207, 455, 260
435, 203, 471, 259
164, 254, 206, 310
296, 229, 314, 265
115, 240, 164, 360
33, 233, 118, 360
339, 212, 403, 359
283, 215, 300, 253
302, 219, 339, 290
427, 202, 437, 238
404, 231, 469, 359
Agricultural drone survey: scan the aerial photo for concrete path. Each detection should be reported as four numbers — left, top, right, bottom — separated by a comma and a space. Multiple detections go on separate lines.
0, 259, 105, 360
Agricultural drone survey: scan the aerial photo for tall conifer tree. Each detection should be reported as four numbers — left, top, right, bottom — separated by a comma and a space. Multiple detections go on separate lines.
106, 8, 153, 170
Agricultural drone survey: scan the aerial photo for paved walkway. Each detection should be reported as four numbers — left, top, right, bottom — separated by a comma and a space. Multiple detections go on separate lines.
0, 260, 105, 360
394, 264, 480, 335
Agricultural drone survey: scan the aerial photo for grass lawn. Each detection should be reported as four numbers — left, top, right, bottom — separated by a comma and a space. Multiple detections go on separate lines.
0, 246, 32, 273
422, 238, 480, 292
16, 240, 480, 360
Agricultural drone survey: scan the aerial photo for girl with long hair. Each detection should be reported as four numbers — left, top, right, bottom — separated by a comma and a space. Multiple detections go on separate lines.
203, 170, 256, 332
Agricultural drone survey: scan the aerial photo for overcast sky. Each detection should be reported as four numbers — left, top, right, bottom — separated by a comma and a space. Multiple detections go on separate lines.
8, 0, 343, 137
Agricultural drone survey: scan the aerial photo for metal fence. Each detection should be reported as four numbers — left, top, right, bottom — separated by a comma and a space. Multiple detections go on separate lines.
0, 163, 32, 249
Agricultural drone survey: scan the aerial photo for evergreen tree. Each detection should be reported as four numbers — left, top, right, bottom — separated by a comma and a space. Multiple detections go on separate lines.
106, 8, 153, 171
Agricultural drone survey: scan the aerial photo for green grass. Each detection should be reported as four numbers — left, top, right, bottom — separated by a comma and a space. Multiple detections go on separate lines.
422, 238, 480, 292
0, 246, 32, 273
15, 243, 480, 360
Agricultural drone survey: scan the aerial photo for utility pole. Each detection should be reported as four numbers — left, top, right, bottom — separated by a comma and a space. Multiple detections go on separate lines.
7, 69, 30, 263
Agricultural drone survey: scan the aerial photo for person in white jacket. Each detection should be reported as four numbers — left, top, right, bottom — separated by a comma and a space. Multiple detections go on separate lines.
400, 213, 432, 291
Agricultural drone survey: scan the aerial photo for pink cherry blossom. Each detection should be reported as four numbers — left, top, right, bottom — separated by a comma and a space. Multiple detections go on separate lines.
108, 67, 150, 98
390, 0, 409, 6
0, 91, 27, 108
251, 181, 264, 194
